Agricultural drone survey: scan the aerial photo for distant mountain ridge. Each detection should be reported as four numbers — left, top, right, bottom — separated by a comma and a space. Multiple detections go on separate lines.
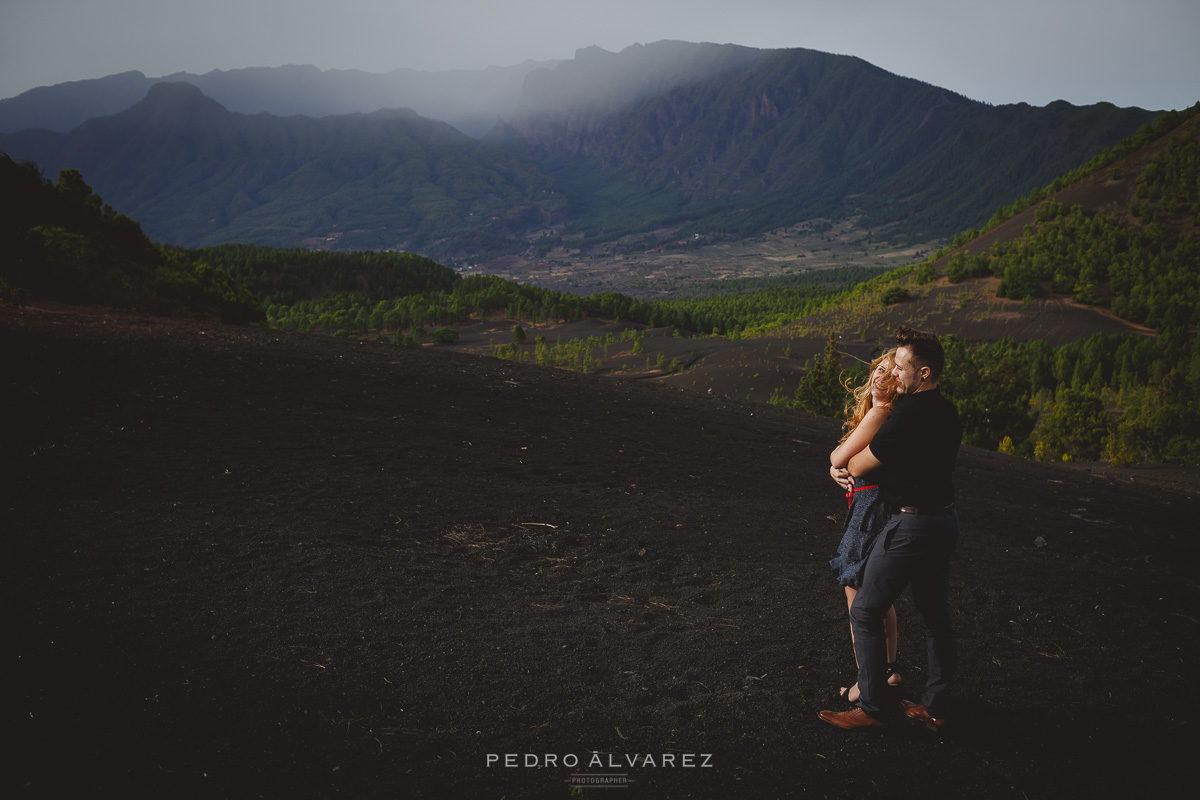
0, 41, 1167, 259
492, 43, 1160, 239
0, 82, 565, 253
0, 61, 558, 138
512, 41, 766, 119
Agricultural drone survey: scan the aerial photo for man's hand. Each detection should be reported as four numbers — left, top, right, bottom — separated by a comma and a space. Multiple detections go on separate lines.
830, 465, 854, 492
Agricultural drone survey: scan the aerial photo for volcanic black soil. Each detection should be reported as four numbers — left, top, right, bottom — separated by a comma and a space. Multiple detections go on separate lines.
5, 303, 1197, 798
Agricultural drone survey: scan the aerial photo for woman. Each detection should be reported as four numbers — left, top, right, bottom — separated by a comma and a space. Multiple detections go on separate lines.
828, 349, 901, 704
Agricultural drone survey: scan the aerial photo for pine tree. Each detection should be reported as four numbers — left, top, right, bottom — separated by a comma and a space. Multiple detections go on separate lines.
792, 334, 846, 418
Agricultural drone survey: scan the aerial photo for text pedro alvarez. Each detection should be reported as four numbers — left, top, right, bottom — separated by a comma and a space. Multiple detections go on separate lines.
487, 753, 714, 768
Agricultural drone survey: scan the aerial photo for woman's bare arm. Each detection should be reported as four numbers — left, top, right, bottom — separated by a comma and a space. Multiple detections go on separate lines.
848, 445, 883, 478
829, 406, 890, 469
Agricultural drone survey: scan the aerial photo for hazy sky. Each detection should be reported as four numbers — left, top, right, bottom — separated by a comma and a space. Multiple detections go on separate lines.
1, 0, 1196, 109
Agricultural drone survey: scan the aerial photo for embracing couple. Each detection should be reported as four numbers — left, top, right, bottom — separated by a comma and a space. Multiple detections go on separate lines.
820, 325, 963, 731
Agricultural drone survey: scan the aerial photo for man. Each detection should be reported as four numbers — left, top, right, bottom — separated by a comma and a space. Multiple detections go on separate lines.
820, 325, 963, 731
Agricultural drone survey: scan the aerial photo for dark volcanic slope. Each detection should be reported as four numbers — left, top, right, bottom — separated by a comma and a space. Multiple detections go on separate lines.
5, 304, 1196, 798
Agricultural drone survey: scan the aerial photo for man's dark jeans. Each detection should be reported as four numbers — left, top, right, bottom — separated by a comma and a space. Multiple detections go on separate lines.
849, 510, 959, 718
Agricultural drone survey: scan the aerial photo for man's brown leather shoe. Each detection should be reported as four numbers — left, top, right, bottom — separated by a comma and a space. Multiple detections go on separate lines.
818, 708, 885, 730
901, 700, 946, 732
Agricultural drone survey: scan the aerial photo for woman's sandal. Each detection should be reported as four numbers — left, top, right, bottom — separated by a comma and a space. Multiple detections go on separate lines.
886, 662, 902, 686
839, 664, 899, 704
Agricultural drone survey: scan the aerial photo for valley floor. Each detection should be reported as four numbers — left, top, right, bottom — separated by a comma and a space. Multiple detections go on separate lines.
474, 219, 936, 297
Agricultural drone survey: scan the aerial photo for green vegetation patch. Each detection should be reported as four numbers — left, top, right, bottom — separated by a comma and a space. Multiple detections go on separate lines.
1, 156, 263, 323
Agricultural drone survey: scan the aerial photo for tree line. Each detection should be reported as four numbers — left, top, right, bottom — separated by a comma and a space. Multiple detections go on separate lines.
251, 264, 892, 339
183, 244, 460, 306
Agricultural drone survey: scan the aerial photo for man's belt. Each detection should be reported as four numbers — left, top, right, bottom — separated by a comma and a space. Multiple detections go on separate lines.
891, 503, 955, 516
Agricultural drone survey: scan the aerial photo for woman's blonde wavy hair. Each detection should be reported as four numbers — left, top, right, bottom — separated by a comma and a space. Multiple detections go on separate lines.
838, 348, 898, 443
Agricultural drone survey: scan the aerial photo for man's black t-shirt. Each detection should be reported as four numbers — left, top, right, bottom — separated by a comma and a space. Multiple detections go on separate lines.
869, 386, 962, 508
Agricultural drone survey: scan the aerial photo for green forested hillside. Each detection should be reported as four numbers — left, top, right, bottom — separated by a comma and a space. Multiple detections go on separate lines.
0, 155, 262, 322
940, 105, 1200, 328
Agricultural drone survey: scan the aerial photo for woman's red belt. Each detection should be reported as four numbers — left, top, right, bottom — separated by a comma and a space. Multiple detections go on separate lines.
846, 485, 879, 509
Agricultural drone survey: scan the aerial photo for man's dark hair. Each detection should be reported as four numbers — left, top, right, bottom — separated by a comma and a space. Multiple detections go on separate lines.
896, 325, 945, 380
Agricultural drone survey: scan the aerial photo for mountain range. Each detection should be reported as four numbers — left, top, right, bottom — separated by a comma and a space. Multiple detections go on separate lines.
490, 43, 1161, 239
1, 81, 564, 255
0, 61, 557, 139
0, 42, 1165, 260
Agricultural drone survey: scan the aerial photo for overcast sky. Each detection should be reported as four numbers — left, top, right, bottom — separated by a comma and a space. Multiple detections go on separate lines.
1, 0, 1196, 110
